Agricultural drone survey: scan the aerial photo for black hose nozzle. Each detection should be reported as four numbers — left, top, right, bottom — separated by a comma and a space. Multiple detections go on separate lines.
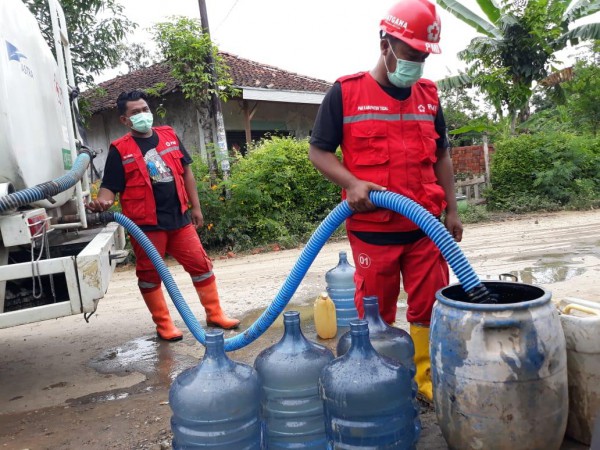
466, 284, 498, 304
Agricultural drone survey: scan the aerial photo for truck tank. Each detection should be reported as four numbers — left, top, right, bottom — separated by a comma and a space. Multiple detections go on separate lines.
0, 0, 75, 209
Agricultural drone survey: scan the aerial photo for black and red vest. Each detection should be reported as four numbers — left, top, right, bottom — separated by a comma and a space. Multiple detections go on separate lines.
339, 72, 447, 232
112, 126, 189, 226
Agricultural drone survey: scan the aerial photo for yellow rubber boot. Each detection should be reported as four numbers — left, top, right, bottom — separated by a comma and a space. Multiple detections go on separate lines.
410, 323, 433, 402
141, 289, 183, 341
195, 280, 240, 330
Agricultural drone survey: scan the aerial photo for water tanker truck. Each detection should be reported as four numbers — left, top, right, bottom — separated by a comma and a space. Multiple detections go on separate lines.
0, 0, 126, 328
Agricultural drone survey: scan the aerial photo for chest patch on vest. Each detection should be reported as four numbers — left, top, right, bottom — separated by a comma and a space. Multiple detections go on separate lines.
357, 105, 390, 112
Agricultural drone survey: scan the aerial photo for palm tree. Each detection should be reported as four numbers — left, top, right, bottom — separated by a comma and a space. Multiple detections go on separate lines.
436, 0, 600, 132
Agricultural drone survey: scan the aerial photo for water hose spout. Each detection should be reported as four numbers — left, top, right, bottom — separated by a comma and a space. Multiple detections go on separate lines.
466, 284, 497, 304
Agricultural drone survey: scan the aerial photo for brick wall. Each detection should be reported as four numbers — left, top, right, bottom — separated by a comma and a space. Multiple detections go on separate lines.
451, 145, 495, 176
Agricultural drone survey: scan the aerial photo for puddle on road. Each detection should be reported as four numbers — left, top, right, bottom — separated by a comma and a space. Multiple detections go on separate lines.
89, 336, 197, 386
508, 265, 586, 285
84, 295, 327, 403
499, 259, 587, 284
500, 250, 590, 284
92, 392, 130, 402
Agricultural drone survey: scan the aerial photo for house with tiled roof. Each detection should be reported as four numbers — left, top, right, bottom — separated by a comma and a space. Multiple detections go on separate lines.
83, 52, 331, 172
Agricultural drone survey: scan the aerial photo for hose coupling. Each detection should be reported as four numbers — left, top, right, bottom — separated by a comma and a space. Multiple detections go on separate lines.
86, 211, 115, 225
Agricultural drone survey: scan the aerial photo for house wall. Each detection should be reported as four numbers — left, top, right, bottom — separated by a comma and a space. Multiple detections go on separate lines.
86, 92, 320, 175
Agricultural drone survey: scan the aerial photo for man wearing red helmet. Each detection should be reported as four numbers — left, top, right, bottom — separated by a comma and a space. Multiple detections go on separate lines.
309, 0, 462, 402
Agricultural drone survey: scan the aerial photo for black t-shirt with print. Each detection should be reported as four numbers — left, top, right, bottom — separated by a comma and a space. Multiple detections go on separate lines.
101, 130, 193, 231
309, 81, 450, 245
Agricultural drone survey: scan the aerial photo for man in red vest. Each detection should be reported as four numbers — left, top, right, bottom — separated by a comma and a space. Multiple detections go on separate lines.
88, 90, 239, 341
309, 0, 462, 401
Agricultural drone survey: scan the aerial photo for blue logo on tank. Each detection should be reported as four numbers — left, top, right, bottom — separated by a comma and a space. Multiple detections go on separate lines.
6, 41, 27, 62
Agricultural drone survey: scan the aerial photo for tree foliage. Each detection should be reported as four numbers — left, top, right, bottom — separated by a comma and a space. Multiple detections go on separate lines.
117, 42, 158, 73
436, 0, 600, 132
24, 0, 136, 86
520, 43, 600, 136
564, 60, 600, 137
439, 87, 488, 146
152, 17, 238, 108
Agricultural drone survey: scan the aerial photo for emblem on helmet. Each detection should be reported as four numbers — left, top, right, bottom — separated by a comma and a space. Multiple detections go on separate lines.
427, 21, 440, 42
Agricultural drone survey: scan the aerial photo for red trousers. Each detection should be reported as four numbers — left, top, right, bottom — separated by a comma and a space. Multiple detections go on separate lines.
129, 224, 215, 293
348, 233, 449, 325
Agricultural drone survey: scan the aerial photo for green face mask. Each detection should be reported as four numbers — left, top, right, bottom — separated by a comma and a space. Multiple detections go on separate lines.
129, 112, 153, 133
385, 45, 424, 88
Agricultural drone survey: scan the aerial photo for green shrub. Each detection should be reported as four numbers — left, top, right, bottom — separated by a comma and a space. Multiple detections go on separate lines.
458, 203, 489, 223
486, 132, 600, 211
193, 137, 340, 251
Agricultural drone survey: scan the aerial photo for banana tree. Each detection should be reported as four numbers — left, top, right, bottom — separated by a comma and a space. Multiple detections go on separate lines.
436, 0, 600, 133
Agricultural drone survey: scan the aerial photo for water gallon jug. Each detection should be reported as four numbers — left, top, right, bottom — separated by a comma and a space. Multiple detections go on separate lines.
254, 311, 334, 449
336, 297, 421, 441
325, 251, 358, 327
170, 330, 261, 449
336, 296, 415, 368
314, 292, 337, 339
319, 320, 420, 449
431, 281, 568, 450
559, 298, 600, 445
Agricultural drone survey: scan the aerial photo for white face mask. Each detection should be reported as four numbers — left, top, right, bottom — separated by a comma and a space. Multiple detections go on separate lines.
129, 112, 153, 133
384, 44, 425, 88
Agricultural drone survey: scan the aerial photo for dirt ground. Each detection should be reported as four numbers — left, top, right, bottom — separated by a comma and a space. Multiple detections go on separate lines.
1, 209, 599, 449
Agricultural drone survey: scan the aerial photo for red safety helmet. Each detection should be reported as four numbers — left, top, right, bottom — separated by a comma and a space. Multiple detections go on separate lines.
380, 0, 442, 54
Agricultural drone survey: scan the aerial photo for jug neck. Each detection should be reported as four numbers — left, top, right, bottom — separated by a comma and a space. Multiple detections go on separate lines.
202, 331, 233, 368
281, 311, 309, 346
338, 251, 348, 265
363, 296, 389, 332
347, 320, 377, 356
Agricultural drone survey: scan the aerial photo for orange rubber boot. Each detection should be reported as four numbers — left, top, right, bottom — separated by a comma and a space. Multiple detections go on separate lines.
195, 280, 240, 329
141, 289, 183, 341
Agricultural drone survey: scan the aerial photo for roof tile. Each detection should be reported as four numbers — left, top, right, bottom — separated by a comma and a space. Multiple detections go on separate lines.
84, 52, 332, 113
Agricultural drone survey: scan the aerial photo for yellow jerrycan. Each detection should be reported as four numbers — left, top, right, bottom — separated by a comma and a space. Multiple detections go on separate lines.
314, 292, 337, 339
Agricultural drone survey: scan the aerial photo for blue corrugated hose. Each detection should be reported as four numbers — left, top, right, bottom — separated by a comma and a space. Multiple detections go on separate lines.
113, 190, 488, 351
0, 152, 91, 212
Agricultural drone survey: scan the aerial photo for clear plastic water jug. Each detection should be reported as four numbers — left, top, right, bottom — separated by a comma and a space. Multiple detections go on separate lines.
319, 320, 420, 449
325, 251, 357, 327
254, 311, 334, 449
170, 330, 261, 449
337, 296, 421, 437
336, 295, 414, 364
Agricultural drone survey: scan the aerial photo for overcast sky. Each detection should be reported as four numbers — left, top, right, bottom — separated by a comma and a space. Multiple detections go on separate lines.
96, 0, 597, 85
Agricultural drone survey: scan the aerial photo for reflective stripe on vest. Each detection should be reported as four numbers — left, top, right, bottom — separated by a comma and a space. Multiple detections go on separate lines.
158, 146, 180, 156
342, 113, 434, 124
